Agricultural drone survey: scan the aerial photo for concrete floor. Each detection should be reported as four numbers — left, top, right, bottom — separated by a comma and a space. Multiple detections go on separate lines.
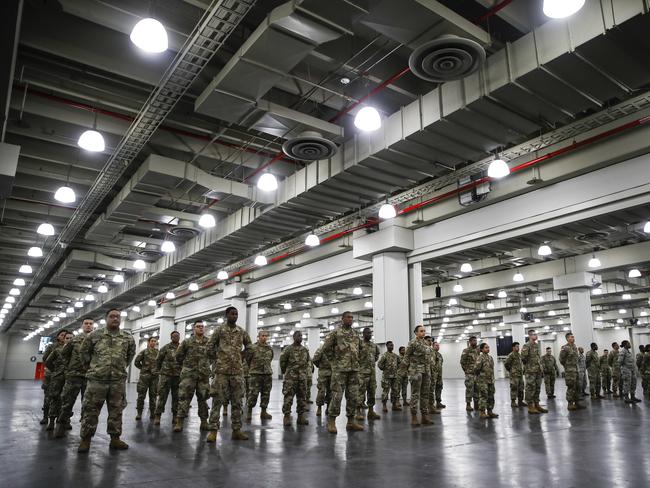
1, 379, 648, 488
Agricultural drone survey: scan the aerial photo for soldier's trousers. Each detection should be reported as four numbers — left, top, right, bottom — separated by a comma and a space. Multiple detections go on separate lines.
543, 372, 556, 397
409, 371, 430, 415
41, 372, 51, 418
358, 372, 377, 408
316, 372, 332, 407
478, 382, 495, 411
509, 375, 525, 402
328, 370, 359, 419
208, 373, 244, 431
612, 370, 621, 395
565, 370, 580, 403
525, 370, 542, 403
306, 375, 313, 402
621, 369, 636, 399
435, 375, 443, 404
46, 374, 66, 419
136, 374, 158, 413
601, 368, 612, 392
57, 376, 86, 425
80, 380, 126, 438
282, 378, 307, 415
381, 376, 400, 403
247, 374, 272, 409
642, 372, 650, 398
588, 369, 601, 396
177, 374, 209, 420
399, 374, 409, 402
579, 371, 587, 393
464, 373, 478, 404
155, 374, 180, 417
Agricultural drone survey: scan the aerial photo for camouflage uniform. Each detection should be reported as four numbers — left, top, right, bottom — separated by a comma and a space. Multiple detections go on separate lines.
79, 328, 136, 439
43, 342, 67, 421
541, 353, 559, 397
280, 343, 310, 415
398, 351, 408, 403
377, 350, 400, 405
608, 349, 621, 396
586, 349, 601, 397
642, 352, 650, 399
619, 347, 636, 400
155, 341, 181, 418
404, 337, 431, 416
306, 360, 314, 403
313, 346, 333, 409
57, 332, 91, 427
578, 352, 587, 395
600, 354, 612, 393
460, 345, 479, 405
521, 340, 543, 404
358, 340, 380, 409
559, 342, 580, 405
206, 324, 252, 432
242, 357, 250, 407
504, 350, 525, 403
475, 352, 495, 411
434, 350, 444, 405
246, 341, 274, 409
134, 347, 159, 416
175, 335, 211, 422
40, 343, 55, 421
321, 324, 362, 420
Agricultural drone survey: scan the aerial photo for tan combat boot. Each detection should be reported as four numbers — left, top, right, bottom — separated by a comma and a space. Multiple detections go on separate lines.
246, 408, 252, 422
528, 404, 540, 414
392, 402, 402, 411
567, 402, 577, 411
367, 409, 381, 421
466, 402, 473, 412
135, 410, 142, 421
421, 414, 434, 425
382, 401, 388, 413
346, 418, 364, 431
436, 403, 446, 409
297, 413, 309, 426
173, 417, 184, 432
488, 410, 499, 418
260, 408, 272, 420
511, 400, 517, 408
231, 429, 249, 440
403, 399, 410, 407
327, 417, 337, 434
283, 414, 292, 427
355, 407, 365, 421
206, 430, 218, 443
411, 414, 420, 427
77, 437, 91, 453
536, 403, 548, 413
430, 405, 441, 415
479, 410, 489, 419
316, 406, 322, 416
153, 415, 161, 426
199, 419, 209, 431
109, 435, 129, 450
518, 400, 527, 407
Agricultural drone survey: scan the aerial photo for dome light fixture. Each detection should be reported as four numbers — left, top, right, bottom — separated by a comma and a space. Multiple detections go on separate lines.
161, 240, 176, 253
628, 269, 642, 278
378, 203, 397, 219
314, 296, 324, 304
497, 290, 507, 299
54, 186, 76, 204
132, 305, 141, 312
120, 311, 128, 317
644, 221, 650, 233
113, 274, 124, 283
85, 294, 95, 302
2, 303, 11, 309
257, 172, 278, 192
278, 317, 285, 323
254, 255, 268, 266
130, 18, 168, 53
28, 247, 43, 258
133, 259, 146, 270
9, 288, 20, 296
535, 295, 545, 303
77, 130, 105, 152
13, 278, 26, 286
622, 293, 632, 300
302, 312, 311, 319
354, 106, 382, 132
305, 234, 320, 247
66, 307, 75, 314
486, 302, 495, 310
147, 300, 157, 307
519, 307, 528, 313
165, 291, 175, 300
487, 159, 509, 179
513, 272, 524, 282
543, 0, 585, 19
619, 309, 626, 314
453, 282, 463, 293
217, 270, 229, 280
198, 213, 216, 229
19, 264, 32, 274
37, 223, 55, 236
258, 308, 266, 315
588, 255, 601, 268
537, 244, 552, 256
448, 298, 458, 306
364, 301, 373, 308
283, 303, 292, 310
74, 301, 83, 308
592, 288, 603, 296
5, 297, 15, 303
352, 287, 363, 295
98, 284, 108, 293
188, 283, 199, 292
460, 263, 472, 273
331, 307, 339, 314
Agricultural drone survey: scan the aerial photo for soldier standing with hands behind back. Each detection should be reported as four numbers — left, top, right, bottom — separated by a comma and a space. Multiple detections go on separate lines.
586, 343, 603, 399
246, 330, 274, 421
504, 342, 526, 408
541, 347, 559, 399
521, 329, 547, 414
560, 332, 583, 411
357, 327, 381, 422
280, 331, 311, 427
154, 330, 181, 426
609, 343, 621, 397
378, 341, 401, 412
460, 336, 479, 412
600, 348, 612, 394
134, 336, 159, 421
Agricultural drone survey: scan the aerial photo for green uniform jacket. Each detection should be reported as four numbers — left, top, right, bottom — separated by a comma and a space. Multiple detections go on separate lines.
156, 342, 181, 377
80, 328, 136, 382
134, 348, 159, 375
586, 350, 600, 372
44, 342, 67, 377
599, 354, 611, 371
460, 346, 479, 374
521, 341, 543, 373
377, 351, 400, 378
619, 348, 634, 371
280, 344, 310, 380
312, 346, 333, 376
247, 342, 274, 375
541, 354, 560, 375
559, 342, 579, 372
208, 324, 252, 375
475, 352, 495, 383
608, 350, 620, 372
359, 340, 380, 374
404, 337, 431, 375
61, 333, 91, 379
322, 325, 362, 372
175, 335, 211, 378
504, 351, 524, 377
433, 350, 443, 378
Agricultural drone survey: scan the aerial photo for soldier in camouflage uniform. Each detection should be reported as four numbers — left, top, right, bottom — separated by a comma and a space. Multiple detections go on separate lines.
313, 344, 333, 417
424, 337, 439, 416
460, 336, 479, 411
636, 345, 646, 398
306, 359, 314, 405
154, 330, 181, 426
559, 332, 582, 411
246, 330, 274, 421
504, 341, 526, 408
39, 342, 56, 425
54, 318, 94, 438
206, 307, 252, 443
78, 309, 136, 453
475, 343, 498, 419
541, 347, 560, 399
586, 343, 603, 399
174, 321, 211, 433
578, 347, 587, 397
619, 340, 640, 404
242, 355, 250, 409
521, 329, 547, 414
398, 346, 409, 406
600, 349, 611, 393
356, 327, 381, 421
609, 343, 621, 397
43, 329, 72, 431
321, 311, 364, 434
134, 337, 159, 420
280, 331, 310, 426
433, 341, 445, 409
642, 345, 650, 399
377, 340, 401, 412
404, 325, 433, 427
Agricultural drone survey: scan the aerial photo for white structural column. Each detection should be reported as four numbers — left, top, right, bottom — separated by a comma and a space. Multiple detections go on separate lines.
554, 272, 599, 348
156, 304, 176, 347
372, 252, 411, 348
409, 262, 424, 328
301, 318, 321, 354
247, 302, 259, 340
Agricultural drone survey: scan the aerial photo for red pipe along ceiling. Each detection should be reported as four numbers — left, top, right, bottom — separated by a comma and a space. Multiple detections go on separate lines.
160, 112, 650, 303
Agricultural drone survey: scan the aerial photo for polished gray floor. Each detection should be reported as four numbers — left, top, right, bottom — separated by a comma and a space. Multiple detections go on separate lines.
1, 378, 648, 488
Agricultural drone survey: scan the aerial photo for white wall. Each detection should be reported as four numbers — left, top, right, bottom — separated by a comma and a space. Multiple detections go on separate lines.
2, 333, 41, 380
440, 341, 466, 379
595, 328, 632, 350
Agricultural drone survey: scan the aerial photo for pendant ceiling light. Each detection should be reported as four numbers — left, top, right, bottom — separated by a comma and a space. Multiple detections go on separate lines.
453, 283, 463, 293
644, 221, 650, 233
13, 278, 25, 286
352, 287, 363, 295
85, 294, 95, 302
305, 234, 320, 247
132, 306, 141, 312
254, 255, 268, 266
217, 270, 228, 280
257, 173, 278, 192
77, 129, 105, 152
487, 159, 510, 179
54, 186, 76, 204
378, 203, 397, 219
588, 255, 601, 268
513, 272, 524, 282
165, 291, 175, 300
628, 269, 642, 278
27, 247, 43, 258
460, 263, 472, 273
497, 290, 507, 298
19, 264, 32, 274
354, 106, 381, 132
113, 274, 124, 283
97, 284, 108, 293
314, 296, 324, 304
161, 240, 176, 253
543, 0, 585, 19
537, 244, 552, 256
66, 307, 74, 313
198, 213, 216, 229
188, 283, 199, 292
147, 300, 157, 307
133, 259, 146, 270
130, 18, 168, 53
37, 223, 55, 236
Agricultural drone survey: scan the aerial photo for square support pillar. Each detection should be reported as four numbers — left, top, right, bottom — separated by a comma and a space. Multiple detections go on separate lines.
409, 262, 424, 329
247, 302, 259, 340
155, 304, 176, 347
372, 252, 410, 349
554, 272, 600, 348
